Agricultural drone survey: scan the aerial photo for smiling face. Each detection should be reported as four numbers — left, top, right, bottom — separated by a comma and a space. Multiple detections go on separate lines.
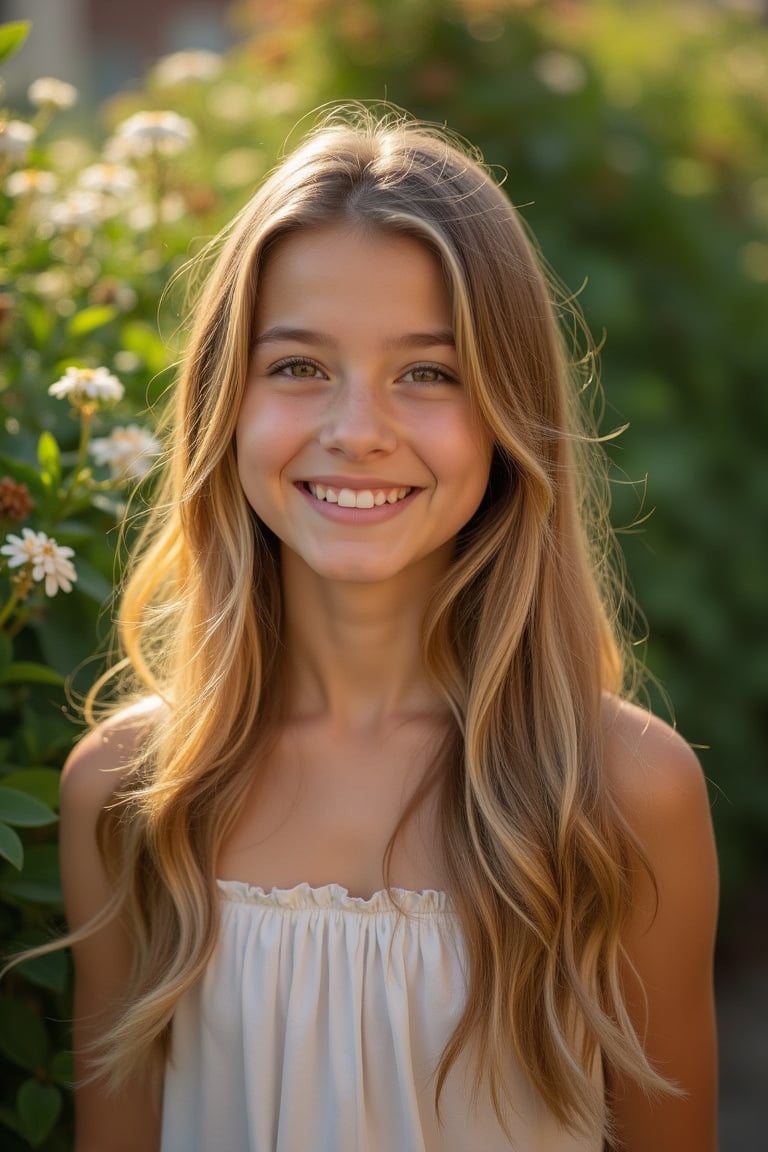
236, 223, 493, 587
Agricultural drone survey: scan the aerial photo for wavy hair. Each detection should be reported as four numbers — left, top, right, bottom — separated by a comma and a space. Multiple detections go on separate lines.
75, 106, 668, 1142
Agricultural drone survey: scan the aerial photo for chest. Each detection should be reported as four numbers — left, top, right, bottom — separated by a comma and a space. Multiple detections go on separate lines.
217, 720, 449, 898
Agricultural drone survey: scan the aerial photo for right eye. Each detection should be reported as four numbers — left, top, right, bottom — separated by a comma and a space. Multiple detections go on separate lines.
269, 357, 326, 379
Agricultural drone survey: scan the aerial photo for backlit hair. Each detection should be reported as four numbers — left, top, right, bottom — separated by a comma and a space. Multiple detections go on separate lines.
80, 105, 669, 1142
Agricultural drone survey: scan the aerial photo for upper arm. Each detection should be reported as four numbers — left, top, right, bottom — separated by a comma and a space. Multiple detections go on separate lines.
603, 700, 719, 1152
60, 704, 162, 1152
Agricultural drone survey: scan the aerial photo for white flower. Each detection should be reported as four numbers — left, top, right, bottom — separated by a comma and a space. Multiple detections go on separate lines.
49, 190, 105, 231
78, 162, 138, 196
112, 110, 196, 159
153, 50, 223, 87
0, 119, 36, 159
49, 366, 125, 405
28, 77, 79, 110
90, 424, 161, 479
5, 169, 58, 197
1, 528, 77, 596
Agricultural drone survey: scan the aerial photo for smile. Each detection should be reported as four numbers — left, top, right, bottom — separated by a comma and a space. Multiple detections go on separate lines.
305, 483, 412, 509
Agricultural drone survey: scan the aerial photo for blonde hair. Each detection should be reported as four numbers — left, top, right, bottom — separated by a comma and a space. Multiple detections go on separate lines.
81, 106, 667, 1141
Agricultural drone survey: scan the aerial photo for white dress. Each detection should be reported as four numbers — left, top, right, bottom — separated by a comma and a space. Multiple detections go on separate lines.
161, 880, 602, 1152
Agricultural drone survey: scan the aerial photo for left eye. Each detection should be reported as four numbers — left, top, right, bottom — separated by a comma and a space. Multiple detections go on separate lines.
401, 365, 456, 384
270, 357, 325, 379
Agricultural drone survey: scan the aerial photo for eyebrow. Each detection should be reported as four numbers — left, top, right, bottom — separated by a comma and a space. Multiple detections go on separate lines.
253, 325, 456, 350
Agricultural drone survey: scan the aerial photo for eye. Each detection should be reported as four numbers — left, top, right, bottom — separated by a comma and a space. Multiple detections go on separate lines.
270, 356, 327, 379
400, 363, 458, 385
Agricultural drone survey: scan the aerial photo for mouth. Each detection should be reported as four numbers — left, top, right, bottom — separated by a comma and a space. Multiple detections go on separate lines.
304, 482, 413, 509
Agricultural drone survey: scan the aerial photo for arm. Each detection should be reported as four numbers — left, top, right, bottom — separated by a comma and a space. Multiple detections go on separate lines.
603, 700, 719, 1152
60, 707, 162, 1152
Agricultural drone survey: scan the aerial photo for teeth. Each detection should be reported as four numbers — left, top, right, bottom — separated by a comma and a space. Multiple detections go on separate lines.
307, 483, 411, 508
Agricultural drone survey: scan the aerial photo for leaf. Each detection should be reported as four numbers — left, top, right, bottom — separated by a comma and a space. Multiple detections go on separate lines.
17, 1080, 62, 1148
0, 21, 30, 63
0, 994, 49, 1071
15, 947, 69, 995
67, 305, 118, 337
37, 432, 61, 488
0, 821, 23, 869
68, 556, 113, 604
0, 662, 66, 687
0, 843, 62, 905
0, 787, 57, 828
2, 769, 60, 810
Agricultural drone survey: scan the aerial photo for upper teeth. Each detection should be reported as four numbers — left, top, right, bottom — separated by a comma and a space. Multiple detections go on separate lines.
307, 483, 411, 508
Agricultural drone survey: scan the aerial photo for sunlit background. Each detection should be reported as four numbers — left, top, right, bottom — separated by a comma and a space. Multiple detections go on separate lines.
0, 1, 766, 1147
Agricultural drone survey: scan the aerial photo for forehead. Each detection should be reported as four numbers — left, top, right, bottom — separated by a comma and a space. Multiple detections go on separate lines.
254, 224, 453, 333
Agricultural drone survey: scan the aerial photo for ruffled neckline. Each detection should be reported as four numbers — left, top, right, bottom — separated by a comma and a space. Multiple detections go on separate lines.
216, 878, 452, 915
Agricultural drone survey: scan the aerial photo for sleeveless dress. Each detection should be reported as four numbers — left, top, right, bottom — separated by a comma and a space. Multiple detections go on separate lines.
161, 880, 603, 1152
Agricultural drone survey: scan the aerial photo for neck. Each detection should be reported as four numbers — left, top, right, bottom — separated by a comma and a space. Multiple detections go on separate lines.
280, 549, 450, 731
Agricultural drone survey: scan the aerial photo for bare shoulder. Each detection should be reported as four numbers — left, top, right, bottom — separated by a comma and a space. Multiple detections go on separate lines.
600, 695, 712, 855
60, 695, 165, 814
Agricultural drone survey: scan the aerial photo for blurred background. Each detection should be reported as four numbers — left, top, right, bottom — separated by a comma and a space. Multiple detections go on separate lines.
0, 0, 766, 1147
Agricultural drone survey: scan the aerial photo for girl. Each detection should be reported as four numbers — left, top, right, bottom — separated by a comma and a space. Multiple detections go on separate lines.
60, 108, 718, 1152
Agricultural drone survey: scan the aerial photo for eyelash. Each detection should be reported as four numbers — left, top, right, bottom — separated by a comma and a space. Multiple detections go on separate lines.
269, 357, 458, 385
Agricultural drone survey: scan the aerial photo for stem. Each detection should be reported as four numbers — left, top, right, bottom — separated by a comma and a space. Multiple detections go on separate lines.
0, 587, 20, 630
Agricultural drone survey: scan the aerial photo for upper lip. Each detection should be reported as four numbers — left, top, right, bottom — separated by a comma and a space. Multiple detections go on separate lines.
298, 477, 419, 490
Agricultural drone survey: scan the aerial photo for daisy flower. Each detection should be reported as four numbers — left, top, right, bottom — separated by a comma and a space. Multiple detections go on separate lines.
49, 366, 124, 405
5, 169, 58, 198
112, 110, 196, 159
78, 162, 138, 196
28, 77, 79, 110
1, 528, 77, 596
89, 424, 161, 480
0, 119, 36, 160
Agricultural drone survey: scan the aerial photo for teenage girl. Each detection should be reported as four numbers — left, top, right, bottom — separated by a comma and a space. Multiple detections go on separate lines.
60, 109, 718, 1151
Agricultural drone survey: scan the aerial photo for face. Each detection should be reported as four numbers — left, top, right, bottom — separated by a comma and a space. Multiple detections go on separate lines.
236, 223, 493, 587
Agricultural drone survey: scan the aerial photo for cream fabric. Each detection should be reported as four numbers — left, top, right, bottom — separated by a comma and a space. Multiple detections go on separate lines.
161, 880, 602, 1151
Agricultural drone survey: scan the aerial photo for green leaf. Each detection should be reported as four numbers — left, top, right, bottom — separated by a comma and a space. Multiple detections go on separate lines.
0, 821, 23, 869
70, 556, 113, 604
0, 843, 62, 905
0, 994, 49, 1071
16, 946, 69, 995
0, 786, 57, 828
0, 21, 31, 63
17, 1080, 61, 1148
0, 662, 66, 687
67, 305, 118, 337
37, 432, 61, 488
2, 769, 60, 810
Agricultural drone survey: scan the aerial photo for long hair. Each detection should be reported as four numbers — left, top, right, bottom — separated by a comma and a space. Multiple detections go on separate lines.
79, 106, 668, 1141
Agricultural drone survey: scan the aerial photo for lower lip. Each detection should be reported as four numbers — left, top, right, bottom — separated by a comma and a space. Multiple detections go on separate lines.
297, 484, 420, 523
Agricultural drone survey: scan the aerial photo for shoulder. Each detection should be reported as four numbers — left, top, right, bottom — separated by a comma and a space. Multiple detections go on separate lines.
601, 695, 711, 843
61, 695, 166, 817
600, 693, 718, 942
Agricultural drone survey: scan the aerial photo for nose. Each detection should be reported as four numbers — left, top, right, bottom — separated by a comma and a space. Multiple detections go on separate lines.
317, 380, 397, 459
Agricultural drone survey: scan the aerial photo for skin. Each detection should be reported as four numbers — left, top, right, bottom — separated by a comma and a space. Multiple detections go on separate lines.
59, 224, 718, 1151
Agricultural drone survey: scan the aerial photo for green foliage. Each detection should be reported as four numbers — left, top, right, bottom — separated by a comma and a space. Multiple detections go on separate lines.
0, 2, 765, 1145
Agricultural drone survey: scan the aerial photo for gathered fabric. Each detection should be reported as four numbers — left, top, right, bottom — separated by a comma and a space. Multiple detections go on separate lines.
161, 880, 602, 1152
